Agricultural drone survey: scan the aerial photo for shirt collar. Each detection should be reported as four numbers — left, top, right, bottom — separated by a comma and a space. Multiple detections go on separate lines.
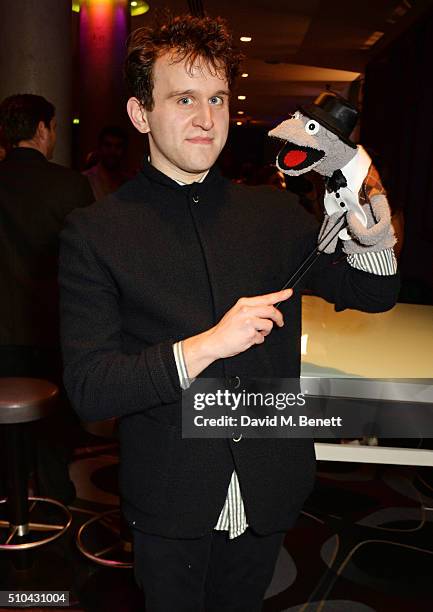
173, 170, 209, 186
340, 145, 371, 194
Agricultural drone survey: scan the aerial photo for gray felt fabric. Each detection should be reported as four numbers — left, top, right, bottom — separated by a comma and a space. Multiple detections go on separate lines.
319, 195, 396, 254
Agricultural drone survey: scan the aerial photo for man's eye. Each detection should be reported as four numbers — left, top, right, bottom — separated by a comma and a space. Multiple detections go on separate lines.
178, 97, 193, 105
209, 96, 223, 105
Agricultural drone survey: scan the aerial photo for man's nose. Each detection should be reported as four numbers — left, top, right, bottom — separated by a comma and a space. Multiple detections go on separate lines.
192, 103, 214, 130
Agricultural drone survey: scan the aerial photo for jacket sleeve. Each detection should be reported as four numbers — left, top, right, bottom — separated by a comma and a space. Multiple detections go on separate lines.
296, 207, 400, 313
58, 214, 181, 422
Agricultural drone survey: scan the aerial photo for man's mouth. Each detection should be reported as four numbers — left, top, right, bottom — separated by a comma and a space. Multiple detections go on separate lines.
186, 137, 213, 144
277, 141, 325, 172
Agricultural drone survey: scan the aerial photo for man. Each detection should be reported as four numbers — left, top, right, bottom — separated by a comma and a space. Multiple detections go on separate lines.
0, 94, 94, 503
83, 125, 130, 200
59, 15, 399, 611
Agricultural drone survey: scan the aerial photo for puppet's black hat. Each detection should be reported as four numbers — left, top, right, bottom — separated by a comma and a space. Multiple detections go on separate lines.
299, 92, 358, 149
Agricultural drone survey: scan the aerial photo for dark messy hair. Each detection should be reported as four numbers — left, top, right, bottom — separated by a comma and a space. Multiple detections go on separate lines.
124, 13, 243, 111
0, 94, 55, 146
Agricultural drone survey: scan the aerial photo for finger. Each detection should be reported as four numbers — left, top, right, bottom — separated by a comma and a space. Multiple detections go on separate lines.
239, 288, 293, 307
251, 316, 273, 335
252, 331, 266, 345
240, 305, 284, 327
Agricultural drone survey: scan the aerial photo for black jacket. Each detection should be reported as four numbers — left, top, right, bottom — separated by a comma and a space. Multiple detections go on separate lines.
59, 161, 399, 537
0, 147, 94, 347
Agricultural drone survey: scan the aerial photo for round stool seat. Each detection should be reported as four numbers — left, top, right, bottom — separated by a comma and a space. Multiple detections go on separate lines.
0, 378, 58, 424
0, 377, 70, 554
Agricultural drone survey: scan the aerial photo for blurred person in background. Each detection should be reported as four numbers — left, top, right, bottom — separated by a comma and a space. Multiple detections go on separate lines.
83, 125, 130, 200
256, 163, 286, 190
0, 93, 94, 503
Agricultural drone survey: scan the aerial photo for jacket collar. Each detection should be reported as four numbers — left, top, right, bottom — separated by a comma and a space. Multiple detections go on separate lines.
140, 158, 222, 194
6, 146, 48, 162
340, 145, 371, 195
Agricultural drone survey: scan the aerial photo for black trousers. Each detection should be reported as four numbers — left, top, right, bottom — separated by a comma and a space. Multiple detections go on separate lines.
132, 526, 285, 612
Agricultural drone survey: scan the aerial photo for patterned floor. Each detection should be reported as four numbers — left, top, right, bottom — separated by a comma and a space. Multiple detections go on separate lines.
2, 430, 433, 611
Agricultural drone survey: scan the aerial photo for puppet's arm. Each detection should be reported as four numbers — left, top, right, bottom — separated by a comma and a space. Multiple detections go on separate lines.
344, 193, 396, 253
319, 179, 396, 255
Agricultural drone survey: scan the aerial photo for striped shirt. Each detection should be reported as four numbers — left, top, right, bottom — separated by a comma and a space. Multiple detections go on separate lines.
347, 249, 397, 276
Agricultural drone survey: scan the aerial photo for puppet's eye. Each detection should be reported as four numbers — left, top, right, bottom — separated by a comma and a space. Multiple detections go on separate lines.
305, 120, 320, 135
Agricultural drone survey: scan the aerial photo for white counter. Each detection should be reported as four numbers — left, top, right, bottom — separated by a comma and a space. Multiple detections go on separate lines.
300, 296, 433, 464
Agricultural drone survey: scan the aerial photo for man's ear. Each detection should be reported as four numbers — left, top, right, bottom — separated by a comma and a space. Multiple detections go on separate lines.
127, 97, 150, 134
35, 120, 47, 141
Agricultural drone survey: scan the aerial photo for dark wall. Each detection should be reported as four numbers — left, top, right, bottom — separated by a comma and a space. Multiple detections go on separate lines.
361, 8, 433, 304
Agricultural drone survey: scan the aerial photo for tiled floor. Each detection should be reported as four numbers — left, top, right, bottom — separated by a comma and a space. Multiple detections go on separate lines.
2, 431, 433, 611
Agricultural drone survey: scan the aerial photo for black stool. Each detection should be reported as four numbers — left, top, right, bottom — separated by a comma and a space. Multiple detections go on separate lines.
0, 378, 71, 551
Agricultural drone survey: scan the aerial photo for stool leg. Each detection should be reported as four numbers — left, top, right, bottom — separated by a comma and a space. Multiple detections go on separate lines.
4, 423, 30, 534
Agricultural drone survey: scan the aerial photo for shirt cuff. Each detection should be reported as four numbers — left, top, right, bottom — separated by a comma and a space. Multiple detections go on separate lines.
347, 248, 397, 276
173, 341, 195, 390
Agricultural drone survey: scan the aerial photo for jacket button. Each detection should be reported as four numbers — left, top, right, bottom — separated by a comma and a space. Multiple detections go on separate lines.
192, 195, 199, 204
227, 375, 240, 389
232, 434, 242, 442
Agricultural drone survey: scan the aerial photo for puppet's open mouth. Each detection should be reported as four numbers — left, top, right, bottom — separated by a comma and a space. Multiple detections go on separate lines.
277, 141, 325, 172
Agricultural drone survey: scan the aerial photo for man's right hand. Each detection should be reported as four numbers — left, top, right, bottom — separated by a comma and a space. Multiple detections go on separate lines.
182, 289, 293, 379
206, 288, 293, 358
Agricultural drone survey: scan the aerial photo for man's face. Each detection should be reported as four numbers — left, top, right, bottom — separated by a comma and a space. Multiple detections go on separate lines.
99, 135, 126, 170
140, 53, 230, 181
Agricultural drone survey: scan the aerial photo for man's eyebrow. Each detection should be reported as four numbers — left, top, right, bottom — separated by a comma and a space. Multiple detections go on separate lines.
167, 89, 230, 98
167, 89, 195, 98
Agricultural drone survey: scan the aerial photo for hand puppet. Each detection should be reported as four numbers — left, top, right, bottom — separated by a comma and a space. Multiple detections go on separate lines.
268, 91, 396, 254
